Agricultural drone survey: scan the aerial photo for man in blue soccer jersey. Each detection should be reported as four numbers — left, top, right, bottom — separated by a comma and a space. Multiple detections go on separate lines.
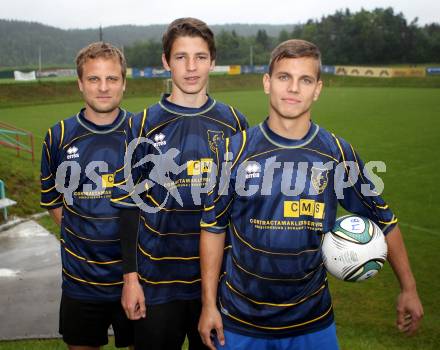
40, 42, 133, 349
198, 39, 423, 349
110, 18, 248, 350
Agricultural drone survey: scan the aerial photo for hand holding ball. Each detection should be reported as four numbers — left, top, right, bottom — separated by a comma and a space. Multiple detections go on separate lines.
322, 215, 388, 282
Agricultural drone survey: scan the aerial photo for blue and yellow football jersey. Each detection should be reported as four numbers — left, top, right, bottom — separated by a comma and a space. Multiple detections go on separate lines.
40, 108, 129, 301
201, 119, 397, 337
111, 94, 248, 305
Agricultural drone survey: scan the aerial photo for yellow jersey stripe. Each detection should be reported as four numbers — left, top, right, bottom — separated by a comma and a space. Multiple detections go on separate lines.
40, 194, 63, 206
225, 280, 326, 307
110, 191, 134, 203
229, 106, 243, 131
63, 268, 123, 286
217, 199, 233, 219
138, 274, 201, 285
379, 216, 398, 225
231, 223, 323, 256
138, 244, 199, 261
141, 216, 199, 236
41, 185, 56, 193
200, 221, 218, 228
115, 163, 126, 174
137, 108, 147, 143
199, 115, 236, 132
231, 255, 323, 282
48, 128, 52, 148
232, 130, 247, 169
65, 226, 120, 243
146, 116, 182, 138
113, 178, 128, 186
43, 141, 51, 164
145, 192, 202, 212
63, 245, 122, 265
59, 120, 64, 149
63, 197, 118, 220
220, 300, 333, 330
332, 134, 372, 210
41, 173, 53, 181
62, 132, 94, 150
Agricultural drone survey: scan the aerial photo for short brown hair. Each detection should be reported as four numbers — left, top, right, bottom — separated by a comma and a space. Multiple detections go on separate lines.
76, 42, 127, 80
162, 18, 216, 63
269, 39, 321, 79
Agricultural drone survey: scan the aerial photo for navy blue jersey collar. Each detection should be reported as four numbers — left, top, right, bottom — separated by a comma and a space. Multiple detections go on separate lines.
77, 108, 126, 134
158, 94, 216, 116
259, 118, 319, 148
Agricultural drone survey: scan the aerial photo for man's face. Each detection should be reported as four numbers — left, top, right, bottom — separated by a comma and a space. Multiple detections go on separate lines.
263, 57, 322, 121
78, 57, 125, 114
162, 36, 215, 96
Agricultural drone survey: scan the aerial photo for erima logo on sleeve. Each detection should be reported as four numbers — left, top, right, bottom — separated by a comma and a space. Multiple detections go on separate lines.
153, 133, 166, 147
245, 163, 261, 179
66, 146, 79, 159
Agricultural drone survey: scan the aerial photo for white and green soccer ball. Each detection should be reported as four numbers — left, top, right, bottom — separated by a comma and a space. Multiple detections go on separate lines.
322, 215, 388, 282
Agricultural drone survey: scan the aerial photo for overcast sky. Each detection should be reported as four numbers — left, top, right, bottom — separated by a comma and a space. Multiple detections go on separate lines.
2, 0, 439, 29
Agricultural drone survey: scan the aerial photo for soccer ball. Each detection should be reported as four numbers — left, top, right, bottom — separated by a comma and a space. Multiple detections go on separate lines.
322, 215, 388, 282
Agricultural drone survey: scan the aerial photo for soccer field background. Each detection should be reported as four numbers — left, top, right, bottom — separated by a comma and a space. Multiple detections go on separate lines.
0, 86, 439, 349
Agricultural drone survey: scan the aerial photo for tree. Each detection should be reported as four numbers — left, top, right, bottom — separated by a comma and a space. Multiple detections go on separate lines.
278, 29, 290, 43
124, 40, 162, 67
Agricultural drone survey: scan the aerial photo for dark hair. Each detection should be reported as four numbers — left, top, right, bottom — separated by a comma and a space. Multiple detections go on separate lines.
162, 17, 216, 62
76, 42, 127, 80
269, 39, 321, 79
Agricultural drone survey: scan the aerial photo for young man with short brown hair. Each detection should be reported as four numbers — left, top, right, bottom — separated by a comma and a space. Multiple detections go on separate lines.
111, 18, 248, 350
198, 39, 423, 350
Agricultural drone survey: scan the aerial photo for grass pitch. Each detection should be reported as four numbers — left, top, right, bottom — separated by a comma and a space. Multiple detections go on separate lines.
0, 86, 439, 349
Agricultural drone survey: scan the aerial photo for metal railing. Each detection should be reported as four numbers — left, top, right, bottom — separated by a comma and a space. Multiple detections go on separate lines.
0, 121, 35, 163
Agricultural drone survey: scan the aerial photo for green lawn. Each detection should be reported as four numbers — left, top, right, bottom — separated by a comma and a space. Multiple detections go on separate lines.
0, 87, 439, 349
0, 77, 78, 85
0, 338, 189, 350
0, 339, 118, 350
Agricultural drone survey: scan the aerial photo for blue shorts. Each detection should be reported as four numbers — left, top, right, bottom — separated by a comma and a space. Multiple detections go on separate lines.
215, 323, 339, 350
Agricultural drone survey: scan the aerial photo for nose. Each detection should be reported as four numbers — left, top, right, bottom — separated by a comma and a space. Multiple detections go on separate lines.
288, 78, 300, 93
98, 79, 109, 92
186, 57, 196, 71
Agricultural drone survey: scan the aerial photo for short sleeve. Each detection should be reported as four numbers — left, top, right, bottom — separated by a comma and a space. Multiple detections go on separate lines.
40, 126, 63, 209
111, 111, 148, 208
229, 105, 249, 132
201, 136, 240, 233
334, 135, 397, 235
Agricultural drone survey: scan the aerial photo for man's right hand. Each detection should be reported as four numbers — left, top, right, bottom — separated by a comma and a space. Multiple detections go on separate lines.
121, 272, 146, 320
198, 304, 225, 350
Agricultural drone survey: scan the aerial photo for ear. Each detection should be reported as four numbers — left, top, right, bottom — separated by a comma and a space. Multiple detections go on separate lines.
77, 78, 83, 92
209, 59, 215, 72
162, 53, 171, 71
263, 73, 271, 95
122, 79, 126, 92
313, 80, 323, 101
